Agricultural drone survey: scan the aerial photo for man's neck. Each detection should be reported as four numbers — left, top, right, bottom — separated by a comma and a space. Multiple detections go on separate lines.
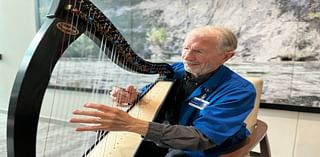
186, 70, 215, 80
188, 66, 220, 78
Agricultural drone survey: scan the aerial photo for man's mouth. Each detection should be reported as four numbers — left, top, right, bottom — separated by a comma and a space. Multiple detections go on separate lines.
184, 62, 200, 67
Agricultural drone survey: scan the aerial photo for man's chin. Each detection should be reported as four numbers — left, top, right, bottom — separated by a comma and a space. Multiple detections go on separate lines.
185, 64, 198, 70
185, 69, 201, 75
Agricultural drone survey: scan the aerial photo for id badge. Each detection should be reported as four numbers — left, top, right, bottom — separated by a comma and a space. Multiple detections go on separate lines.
188, 97, 209, 110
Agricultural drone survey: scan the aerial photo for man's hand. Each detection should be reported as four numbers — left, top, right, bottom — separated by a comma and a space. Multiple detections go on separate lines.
70, 103, 149, 136
110, 85, 139, 105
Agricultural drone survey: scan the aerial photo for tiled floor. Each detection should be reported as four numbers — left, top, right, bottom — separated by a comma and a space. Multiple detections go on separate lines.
254, 108, 320, 157
1, 108, 320, 157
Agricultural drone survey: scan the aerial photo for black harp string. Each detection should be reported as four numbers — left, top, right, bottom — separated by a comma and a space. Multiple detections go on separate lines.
68, 0, 81, 152
56, 0, 94, 156
96, 32, 112, 156
52, 0, 69, 154
90, 4, 123, 156
41, 0, 76, 155
66, 0, 90, 152
92, 34, 108, 156
60, 0, 81, 153
6, 1, 169, 157
78, 1, 165, 156
107, 28, 132, 153
85, 3, 104, 156
101, 36, 111, 156
127, 0, 142, 125
45, 0, 71, 155
72, 1, 96, 154
77, 2, 100, 156
100, 35, 111, 157
108, 32, 122, 151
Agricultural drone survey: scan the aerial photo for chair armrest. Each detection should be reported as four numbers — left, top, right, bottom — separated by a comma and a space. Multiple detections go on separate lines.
220, 120, 271, 157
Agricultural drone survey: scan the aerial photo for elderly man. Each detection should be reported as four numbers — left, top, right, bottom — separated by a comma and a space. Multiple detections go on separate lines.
70, 26, 256, 157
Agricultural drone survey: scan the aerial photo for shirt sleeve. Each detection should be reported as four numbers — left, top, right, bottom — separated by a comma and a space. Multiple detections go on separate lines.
144, 122, 216, 151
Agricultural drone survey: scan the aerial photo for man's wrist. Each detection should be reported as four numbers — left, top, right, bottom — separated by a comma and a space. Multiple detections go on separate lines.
128, 118, 149, 136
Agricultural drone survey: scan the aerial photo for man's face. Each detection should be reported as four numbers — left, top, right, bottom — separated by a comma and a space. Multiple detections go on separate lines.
182, 33, 232, 77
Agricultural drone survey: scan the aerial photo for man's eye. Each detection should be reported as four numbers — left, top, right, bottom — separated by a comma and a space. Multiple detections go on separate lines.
194, 50, 204, 54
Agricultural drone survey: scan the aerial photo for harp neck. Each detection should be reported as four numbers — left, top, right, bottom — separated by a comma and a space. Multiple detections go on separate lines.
47, 0, 174, 78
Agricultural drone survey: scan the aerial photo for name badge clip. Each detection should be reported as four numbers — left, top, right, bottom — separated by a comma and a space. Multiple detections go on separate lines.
188, 97, 209, 110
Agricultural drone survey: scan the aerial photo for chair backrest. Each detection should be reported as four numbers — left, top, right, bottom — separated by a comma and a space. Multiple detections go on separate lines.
244, 77, 263, 133
220, 77, 271, 157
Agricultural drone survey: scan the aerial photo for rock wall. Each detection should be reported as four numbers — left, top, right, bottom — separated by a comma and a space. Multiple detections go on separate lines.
87, 0, 320, 107
94, 0, 320, 62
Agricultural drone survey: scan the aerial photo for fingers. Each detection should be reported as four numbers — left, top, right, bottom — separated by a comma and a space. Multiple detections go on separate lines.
74, 124, 106, 132
79, 103, 120, 114
110, 87, 129, 102
70, 117, 100, 124
110, 87, 127, 96
70, 103, 134, 132
72, 105, 105, 117
110, 86, 138, 104
111, 94, 129, 104
71, 103, 128, 123
83, 103, 111, 111
126, 85, 137, 94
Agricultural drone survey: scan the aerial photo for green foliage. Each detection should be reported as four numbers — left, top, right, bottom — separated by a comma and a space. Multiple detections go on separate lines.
308, 12, 320, 19
63, 35, 100, 58
146, 27, 167, 46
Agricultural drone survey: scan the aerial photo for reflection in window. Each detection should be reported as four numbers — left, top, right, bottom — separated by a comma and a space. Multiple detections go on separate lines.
35, 0, 53, 28
34, 0, 320, 109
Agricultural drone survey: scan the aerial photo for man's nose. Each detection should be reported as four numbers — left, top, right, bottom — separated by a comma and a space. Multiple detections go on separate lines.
182, 50, 195, 60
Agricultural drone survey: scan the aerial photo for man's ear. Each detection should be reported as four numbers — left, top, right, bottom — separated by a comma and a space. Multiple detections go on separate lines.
222, 51, 235, 62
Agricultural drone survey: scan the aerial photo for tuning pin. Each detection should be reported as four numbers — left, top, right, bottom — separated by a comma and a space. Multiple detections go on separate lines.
64, 4, 72, 10
71, 8, 80, 14
87, 16, 94, 23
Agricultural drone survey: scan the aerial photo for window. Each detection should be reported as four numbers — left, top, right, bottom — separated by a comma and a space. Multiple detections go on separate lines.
35, 0, 53, 29
33, 0, 320, 111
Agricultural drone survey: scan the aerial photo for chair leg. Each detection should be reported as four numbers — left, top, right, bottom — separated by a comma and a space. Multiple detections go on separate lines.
260, 134, 271, 157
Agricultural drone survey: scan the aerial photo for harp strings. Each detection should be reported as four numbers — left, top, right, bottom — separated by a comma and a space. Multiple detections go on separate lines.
39, 0, 148, 156
71, 1, 99, 155
72, 0, 140, 156
39, 0, 96, 156
74, 1, 110, 156
41, 0, 78, 155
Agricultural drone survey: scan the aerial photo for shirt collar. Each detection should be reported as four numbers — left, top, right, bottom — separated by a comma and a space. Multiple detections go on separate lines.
184, 65, 227, 101
183, 68, 218, 86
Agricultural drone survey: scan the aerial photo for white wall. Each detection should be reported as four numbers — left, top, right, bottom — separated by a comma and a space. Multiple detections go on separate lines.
0, 0, 36, 110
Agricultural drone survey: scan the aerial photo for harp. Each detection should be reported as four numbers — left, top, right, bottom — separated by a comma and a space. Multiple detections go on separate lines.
7, 0, 175, 156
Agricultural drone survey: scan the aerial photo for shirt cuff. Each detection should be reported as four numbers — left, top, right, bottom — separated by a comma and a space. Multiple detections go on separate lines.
144, 122, 165, 143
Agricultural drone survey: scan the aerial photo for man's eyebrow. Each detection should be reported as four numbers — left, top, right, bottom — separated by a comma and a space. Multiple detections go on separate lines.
192, 48, 206, 51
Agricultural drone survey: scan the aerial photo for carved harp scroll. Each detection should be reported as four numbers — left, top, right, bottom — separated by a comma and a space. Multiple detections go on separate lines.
6, 0, 174, 157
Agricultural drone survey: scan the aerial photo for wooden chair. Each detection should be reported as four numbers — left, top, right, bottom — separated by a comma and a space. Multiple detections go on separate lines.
221, 77, 271, 157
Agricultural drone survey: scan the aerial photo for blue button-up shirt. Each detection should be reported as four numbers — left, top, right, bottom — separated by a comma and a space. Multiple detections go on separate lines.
171, 62, 256, 156
141, 62, 256, 157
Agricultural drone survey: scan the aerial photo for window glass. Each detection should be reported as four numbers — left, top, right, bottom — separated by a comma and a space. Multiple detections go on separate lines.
34, 0, 320, 110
